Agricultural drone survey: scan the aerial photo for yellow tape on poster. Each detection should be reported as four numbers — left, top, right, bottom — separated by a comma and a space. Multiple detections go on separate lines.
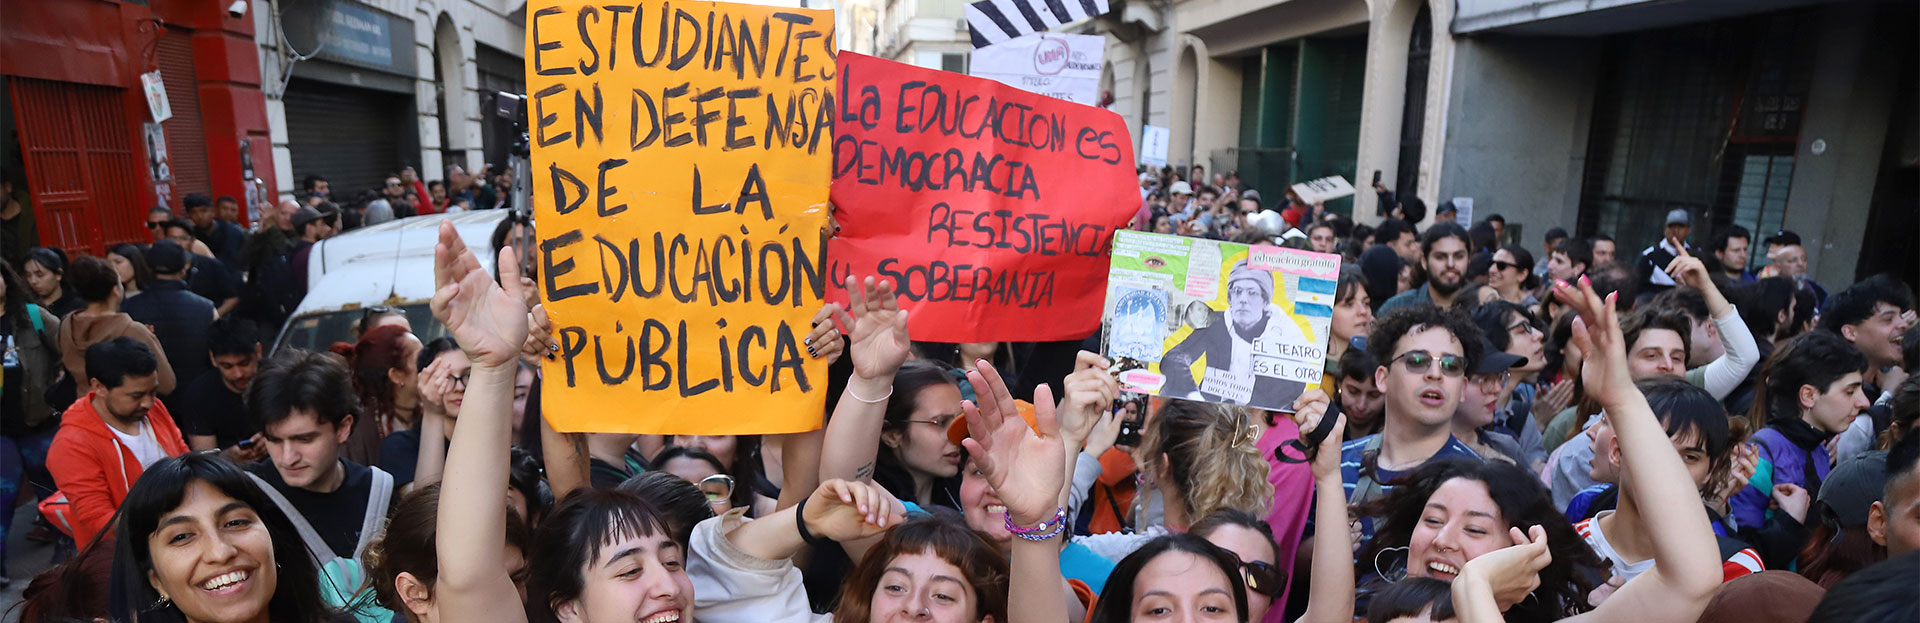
526, 0, 835, 434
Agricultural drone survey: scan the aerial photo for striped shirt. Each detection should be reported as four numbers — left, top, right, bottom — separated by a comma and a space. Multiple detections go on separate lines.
1340, 433, 1483, 538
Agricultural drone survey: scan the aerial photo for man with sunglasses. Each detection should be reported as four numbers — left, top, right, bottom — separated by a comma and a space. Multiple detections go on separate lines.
1338, 304, 1488, 537
244, 348, 394, 561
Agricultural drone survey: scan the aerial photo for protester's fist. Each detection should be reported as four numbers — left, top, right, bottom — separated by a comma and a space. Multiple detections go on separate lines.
804, 479, 905, 542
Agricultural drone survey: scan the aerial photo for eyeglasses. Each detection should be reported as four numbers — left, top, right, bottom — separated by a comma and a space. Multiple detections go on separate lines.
1237, 559, 1285, 598
1507, 319, 1541, 336
146, 220, 167, 229
1491, 260, 1523, 272
450, 371, 470, 390
1471, 372, 1511, 390
1389, 350, 1467, 377
697, 474, 736, 503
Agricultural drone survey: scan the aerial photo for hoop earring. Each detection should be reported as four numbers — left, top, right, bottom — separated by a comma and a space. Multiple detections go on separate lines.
1372, 546, 1409, 584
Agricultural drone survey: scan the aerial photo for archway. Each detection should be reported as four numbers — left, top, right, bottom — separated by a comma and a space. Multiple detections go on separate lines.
1173, 45, 1199, 171
432, 14, 468, 177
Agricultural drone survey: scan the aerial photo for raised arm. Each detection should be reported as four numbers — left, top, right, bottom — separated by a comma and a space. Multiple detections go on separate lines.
523, 303, 591, 500
428, 219, 531, 623
817, 276, 910, 484
406, 357, 452, 494
963, 363, 1069, 623
1665, 244, 1759, 398
1452, 526, 1552, 622
1551, 276, 1720, 622
1055, 351, 1120, 511
1289, 389, 1355, 623
774, 303, 847, 510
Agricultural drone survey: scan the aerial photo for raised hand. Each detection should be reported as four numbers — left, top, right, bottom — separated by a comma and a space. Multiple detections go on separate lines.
1552, 276, 1633, 408
1058, 351, 1119, 448
431, 219, 527, 368
1662, 239, 1711, 290
1083, 409, 1123, 459
836, 276, 909, 381
1458, 525, 1553, 612
803, 479, 906, 542
1532, 379, 1576, 420
417, 355, 453, 413
960, 361, 1066, 527
520, 303, 557, 364
803, 303, 845, 364
1290, 389, 1347, 480
1707, 443, 1758, 510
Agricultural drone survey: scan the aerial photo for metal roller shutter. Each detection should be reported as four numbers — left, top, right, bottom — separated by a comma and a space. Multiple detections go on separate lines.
284, 79, 409, 196
156, 28, 211, 210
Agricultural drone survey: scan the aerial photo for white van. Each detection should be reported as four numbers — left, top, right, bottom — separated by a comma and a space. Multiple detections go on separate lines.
272, 210, 509, 354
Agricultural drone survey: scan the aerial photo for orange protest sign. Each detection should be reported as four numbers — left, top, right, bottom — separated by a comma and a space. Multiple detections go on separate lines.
826, 52, 1139, 343
526, 0, 835, 434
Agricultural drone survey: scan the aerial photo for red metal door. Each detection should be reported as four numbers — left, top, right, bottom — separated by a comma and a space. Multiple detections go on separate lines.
8, 77, 146, 255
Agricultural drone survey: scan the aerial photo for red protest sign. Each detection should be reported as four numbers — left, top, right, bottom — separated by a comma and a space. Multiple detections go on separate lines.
828, 52, 1139, 342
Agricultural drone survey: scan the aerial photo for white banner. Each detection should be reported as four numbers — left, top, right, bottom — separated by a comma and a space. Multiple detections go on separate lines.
969, 33, 1104, 106
1140, 125, 1170, 168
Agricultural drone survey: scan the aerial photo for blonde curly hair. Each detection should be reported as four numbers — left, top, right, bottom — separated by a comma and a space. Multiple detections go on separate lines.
1135, 400, 1274, 522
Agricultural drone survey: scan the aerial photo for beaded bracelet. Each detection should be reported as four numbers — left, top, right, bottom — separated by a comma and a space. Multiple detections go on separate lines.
1003, 507, 1069, 541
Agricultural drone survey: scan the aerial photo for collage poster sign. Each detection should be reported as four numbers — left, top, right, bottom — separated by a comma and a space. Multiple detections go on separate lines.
1101, 231, 1340, 412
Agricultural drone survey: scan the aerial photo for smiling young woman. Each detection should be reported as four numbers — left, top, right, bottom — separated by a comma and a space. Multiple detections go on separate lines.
105, 452, 341, 623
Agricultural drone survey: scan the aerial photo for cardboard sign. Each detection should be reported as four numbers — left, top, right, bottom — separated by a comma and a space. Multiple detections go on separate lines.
1140, 125, 1169, 167
828, 52, 1138, 342
526, 0, 836, 434
969, 33, 1104, 106
1102, 231, 1338, 411
1289, 175, 1354, 205
140, 71, 172, 123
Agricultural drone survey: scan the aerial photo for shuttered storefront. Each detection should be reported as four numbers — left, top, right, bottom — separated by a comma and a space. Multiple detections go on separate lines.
284, 78, 410, 196
156, 28, 211, 210
8, 78, 146, 255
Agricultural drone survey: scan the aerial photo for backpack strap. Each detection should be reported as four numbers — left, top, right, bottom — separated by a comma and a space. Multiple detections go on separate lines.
25, 303, 44, 336
354, 467, 395, 560
245, 472, 339, 566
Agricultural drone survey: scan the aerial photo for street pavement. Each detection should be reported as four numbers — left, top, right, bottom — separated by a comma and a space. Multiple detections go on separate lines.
0, 502, 59, 622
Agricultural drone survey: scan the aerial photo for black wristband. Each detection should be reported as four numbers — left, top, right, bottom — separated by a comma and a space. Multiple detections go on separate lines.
794, 496, 830, 546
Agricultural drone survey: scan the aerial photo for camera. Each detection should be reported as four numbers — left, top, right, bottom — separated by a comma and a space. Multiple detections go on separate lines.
228, 1, 248, 19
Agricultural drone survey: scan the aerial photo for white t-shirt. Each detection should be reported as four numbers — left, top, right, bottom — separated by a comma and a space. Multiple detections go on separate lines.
110, 420, 168, 468
1575, 512, 1653, 583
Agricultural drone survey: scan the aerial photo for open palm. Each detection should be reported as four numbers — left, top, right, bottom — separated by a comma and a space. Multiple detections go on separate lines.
960, 361, 1065, 527
431, 219, 528, 368
838, 276, 910, 380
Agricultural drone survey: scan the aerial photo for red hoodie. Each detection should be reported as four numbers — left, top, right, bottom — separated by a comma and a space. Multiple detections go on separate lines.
45, 392, 190, 546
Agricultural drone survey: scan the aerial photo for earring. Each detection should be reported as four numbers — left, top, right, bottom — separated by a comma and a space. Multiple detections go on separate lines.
1372, 546, 1410, 584
148, 595, 173, 611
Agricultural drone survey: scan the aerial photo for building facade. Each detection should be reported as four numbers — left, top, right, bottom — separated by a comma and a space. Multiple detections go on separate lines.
1092, 0, 1912, 287
1, 0, 274, 254
252, 0, 526, 206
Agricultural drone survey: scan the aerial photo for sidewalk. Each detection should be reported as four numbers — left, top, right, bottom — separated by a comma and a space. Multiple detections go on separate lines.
0, 502, 58, 622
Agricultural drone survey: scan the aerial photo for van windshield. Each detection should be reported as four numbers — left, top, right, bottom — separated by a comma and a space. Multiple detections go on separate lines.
272, 304, 450, 355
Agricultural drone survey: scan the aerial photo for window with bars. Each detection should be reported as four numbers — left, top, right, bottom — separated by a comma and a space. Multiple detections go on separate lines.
1578, 10, 1813, 259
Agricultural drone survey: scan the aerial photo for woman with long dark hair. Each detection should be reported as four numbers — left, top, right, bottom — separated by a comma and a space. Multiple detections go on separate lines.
22, 247, 82, 318
107, 243, 155, 300
0, 258, 61, 581
106, 452, 341, 623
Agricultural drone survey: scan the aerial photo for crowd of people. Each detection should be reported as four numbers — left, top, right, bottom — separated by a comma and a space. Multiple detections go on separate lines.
0, 162, 1916, 623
